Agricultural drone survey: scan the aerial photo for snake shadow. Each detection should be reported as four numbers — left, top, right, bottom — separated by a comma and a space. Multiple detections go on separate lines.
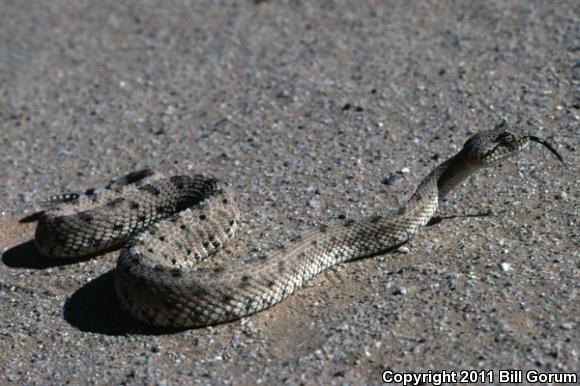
63, 269, 187, 336
2, 212, 95, 269
427, 211, 494, 226
1, 240, 122, 269
2, 212, 127, 269
2, 240, 94, 269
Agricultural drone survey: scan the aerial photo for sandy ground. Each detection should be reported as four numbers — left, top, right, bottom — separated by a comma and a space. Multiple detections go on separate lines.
0, 0, 578, 384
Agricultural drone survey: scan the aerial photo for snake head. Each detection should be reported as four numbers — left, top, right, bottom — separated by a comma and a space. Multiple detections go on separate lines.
461, 119, 564, 167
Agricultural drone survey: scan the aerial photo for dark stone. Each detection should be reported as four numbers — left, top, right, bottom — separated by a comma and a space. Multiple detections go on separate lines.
381, 174, 398, 186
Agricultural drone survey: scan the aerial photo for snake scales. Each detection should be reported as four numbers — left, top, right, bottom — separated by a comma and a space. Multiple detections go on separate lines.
34, 122, 563, 327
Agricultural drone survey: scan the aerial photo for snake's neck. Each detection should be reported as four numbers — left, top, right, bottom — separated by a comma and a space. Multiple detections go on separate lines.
434, 152, 477, 200
403, 152, 475, 219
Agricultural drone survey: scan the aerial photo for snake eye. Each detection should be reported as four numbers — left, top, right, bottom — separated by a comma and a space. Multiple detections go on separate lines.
496, 132, 514, 143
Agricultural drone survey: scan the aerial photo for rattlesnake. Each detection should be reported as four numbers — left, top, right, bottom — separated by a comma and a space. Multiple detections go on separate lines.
34, 122, 563, 327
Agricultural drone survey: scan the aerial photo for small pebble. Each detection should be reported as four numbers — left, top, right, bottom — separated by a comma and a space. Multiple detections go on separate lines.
560, 322, 574, 330
500, 262, 511, 272
381, 174, 398, 186
6, 372, 19, 382
400, 167, 410, 174
556, 191, 567, 200
397, 246, 410, 254
393, 287, 407, 295
337, 322, 349, 331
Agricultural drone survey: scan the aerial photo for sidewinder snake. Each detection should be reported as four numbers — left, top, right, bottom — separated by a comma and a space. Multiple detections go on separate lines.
34, 121, 563, 327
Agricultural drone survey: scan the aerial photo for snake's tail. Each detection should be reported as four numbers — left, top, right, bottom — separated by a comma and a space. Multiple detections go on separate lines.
38, 192, 81, 207
37, 169, 159, 209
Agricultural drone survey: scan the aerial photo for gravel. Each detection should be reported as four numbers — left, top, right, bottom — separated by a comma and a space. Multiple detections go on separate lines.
0, 1, 578, 384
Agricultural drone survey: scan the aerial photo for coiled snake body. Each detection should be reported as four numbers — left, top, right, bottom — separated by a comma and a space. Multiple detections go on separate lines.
34, 124, 562, 327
